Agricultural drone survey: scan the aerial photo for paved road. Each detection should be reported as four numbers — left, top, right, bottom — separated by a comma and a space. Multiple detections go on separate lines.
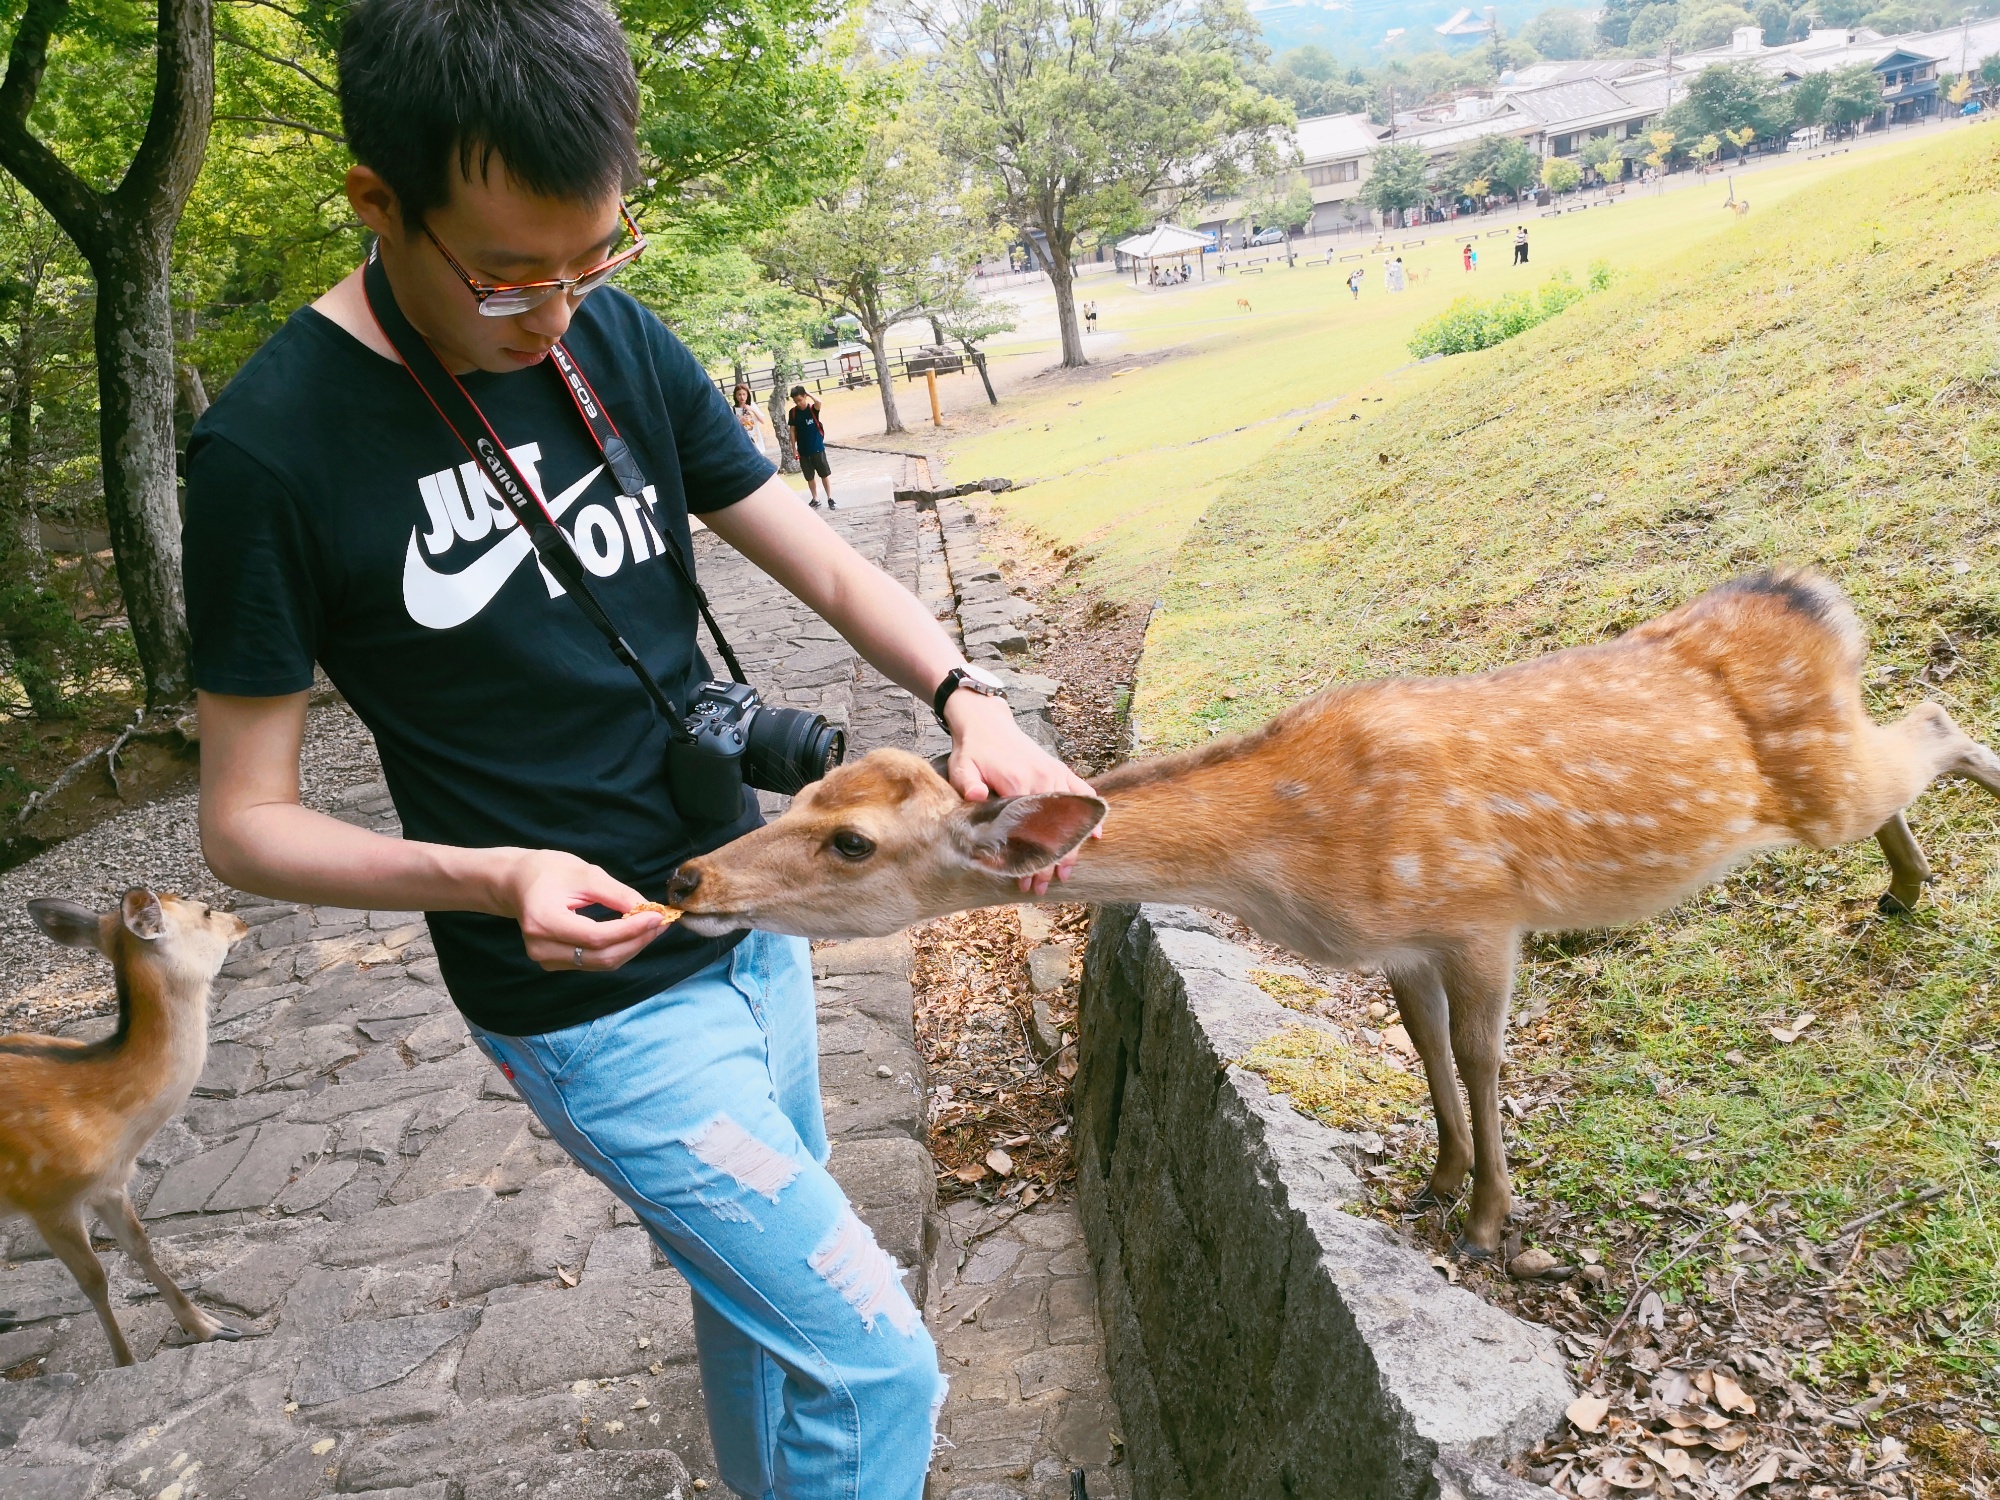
0, 485, 1128, 1500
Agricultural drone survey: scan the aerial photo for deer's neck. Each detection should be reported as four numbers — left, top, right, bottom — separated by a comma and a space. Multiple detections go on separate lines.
1055, 740, 1307, 911
105, 960, 212, 1114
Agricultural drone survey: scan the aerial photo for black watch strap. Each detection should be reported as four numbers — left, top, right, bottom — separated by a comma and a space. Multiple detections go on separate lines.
933, 667, 1007, 730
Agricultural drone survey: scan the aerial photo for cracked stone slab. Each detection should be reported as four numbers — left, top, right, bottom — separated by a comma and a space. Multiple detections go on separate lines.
292, 1308, 481, 1407
453, 1276, 695, 1400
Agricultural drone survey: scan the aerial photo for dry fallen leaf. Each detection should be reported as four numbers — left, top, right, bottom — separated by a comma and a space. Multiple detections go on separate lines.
1430, 1254, 1461, 1285
1706, 1426, 1750, 1453
1567, 1393, 1611, 1433
984, 1148, 1014, 1177
1643, 1443, 1700, 1481
953, 1163, 988, 1184
1600, 1455, 1655, 1491
1712, 1371, 1757, 1416
556, 1265, 579, 1287
1768, 1012, 1817, 1044
1637, 1290, 1667, 1330
1736, 1451, 1781, 1492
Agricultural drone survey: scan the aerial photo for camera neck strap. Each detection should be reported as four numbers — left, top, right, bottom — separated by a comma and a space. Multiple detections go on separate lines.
361, 246, 747, 730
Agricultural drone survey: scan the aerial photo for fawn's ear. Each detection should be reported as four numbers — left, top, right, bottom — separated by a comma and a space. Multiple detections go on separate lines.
28, 898, 107, 953
956, 794, 1106, 877
120, 888, 166, 942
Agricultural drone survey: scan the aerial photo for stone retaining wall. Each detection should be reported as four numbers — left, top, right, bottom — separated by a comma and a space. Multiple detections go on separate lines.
1073, 903, 1572, 1499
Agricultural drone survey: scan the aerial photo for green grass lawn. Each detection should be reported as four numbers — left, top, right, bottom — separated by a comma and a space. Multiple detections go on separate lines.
957, 126, 1968, 602
1131, 119, 2000, 1449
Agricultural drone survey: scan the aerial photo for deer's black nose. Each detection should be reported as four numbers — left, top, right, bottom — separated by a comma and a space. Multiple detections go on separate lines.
666, 866, 702, 905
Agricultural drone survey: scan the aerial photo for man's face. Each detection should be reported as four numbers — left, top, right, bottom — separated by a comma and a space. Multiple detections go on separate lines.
354, 157, 624, 376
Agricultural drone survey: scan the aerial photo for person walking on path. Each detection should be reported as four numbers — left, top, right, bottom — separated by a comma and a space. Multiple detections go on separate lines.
1347, 266, 1364, 300
1513, 225, 1529, 265
1385, 256, 1406, 293
180, 4, 1096, 1495
788, 386, 835, 509
732, 382, 771, 457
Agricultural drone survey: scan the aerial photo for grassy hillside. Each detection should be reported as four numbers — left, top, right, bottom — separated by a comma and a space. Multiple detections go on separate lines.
1138, 123, 2000, 1458
940, 130, 1953, 599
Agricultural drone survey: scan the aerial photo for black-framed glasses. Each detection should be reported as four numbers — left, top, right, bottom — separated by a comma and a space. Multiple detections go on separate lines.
426, 201, 647, 318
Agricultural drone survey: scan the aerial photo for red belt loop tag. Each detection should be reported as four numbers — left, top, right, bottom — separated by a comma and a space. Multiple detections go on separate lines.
499, 1060, 516, 1081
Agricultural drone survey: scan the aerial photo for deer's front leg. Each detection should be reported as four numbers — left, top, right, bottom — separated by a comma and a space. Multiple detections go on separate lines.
100, 1191, 241, 1344
1388, 964, 1472, 1209
1442, 934, 1520, 1258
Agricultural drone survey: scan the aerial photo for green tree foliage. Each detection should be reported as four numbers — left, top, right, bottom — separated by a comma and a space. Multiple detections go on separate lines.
1678, 4, 1759, 48
1359, 141, 1433, 218
1260, 46, 1370, 118
1578, 133, 1625, 178
757, 109, 985, 432
903, 0, 1287, 368
1520, 8, 1596, 59
1626, 3, 1682, 49
1446, 135, 1541, 201
1542, 155, 1583, 193
1789, 70, 1834, 130
1823, 63, 1886, 133
1982, 53, 2000, 88
1662, 62, 1785, 146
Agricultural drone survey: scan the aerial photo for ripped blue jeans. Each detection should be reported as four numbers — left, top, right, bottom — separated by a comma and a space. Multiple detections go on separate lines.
466, 929, 943, 1500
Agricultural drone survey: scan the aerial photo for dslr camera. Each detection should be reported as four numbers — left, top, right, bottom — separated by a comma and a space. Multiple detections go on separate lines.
668, 680, 845, 823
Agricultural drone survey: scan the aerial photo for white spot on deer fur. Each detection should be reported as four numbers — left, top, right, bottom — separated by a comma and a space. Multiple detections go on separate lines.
1274, 780, 1308, 800
1727, 818, 1755, 833
1530, 792, 1560, 811
1698, 790, 1720, 804
1441, 786, 1465, 807
683, 1116, 800, 1203
810, 1207, 920, 1336
1486, 794, 1530, 817
1391, 854, 1423, 882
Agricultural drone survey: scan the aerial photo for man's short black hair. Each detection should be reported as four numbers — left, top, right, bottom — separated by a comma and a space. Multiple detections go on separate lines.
340, 0, 640, 227
790, 386, 809, 399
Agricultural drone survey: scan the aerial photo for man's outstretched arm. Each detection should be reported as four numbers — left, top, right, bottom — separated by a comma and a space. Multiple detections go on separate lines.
702, 475, 1098, 893
198, 690, 667, 971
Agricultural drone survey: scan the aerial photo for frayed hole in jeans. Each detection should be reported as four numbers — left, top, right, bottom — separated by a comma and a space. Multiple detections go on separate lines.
808, 1206, 921, 1336
681, 1114, 801, 1204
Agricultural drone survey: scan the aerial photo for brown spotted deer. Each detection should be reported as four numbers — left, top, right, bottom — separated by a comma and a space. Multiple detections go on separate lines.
666, 572, 2000, 1256
2, 889, 249, 1364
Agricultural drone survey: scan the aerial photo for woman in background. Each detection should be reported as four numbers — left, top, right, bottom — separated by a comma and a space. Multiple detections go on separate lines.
732, 384, 771, 457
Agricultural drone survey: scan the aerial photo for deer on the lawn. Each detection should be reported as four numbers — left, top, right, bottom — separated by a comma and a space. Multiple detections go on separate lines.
1, 890, 249, 1364
667, 573, 2000, 1257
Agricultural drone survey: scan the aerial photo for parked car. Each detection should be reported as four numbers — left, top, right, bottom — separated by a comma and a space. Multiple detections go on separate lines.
1248, 226, 1286, 247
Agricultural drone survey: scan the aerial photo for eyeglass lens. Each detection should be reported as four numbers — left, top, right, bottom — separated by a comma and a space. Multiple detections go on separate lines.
477, 261, 629, 318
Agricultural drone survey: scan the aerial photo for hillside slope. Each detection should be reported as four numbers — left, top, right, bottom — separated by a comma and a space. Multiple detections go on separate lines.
1135, 124, 2000, 1483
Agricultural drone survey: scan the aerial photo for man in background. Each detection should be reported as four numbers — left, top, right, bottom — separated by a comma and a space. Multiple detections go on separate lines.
788, 386, 834, 509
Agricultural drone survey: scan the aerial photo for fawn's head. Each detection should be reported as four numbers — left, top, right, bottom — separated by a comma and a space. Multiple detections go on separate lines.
28, 889, 248, 993
669, 750, 1105, 938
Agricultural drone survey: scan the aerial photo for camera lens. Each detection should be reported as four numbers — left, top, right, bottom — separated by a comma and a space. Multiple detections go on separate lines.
743, 705, 846, 795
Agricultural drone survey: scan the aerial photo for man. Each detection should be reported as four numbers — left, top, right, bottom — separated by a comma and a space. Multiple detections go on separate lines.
787, 386, 834, 509
1514, 224, 1530, 265
182, 2, 1092, 1495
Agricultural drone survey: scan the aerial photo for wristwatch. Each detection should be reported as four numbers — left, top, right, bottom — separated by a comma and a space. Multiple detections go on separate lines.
933, 664, 1008, 730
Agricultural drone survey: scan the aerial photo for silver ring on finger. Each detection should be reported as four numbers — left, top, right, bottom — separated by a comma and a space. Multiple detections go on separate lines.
573, 945, 585, 970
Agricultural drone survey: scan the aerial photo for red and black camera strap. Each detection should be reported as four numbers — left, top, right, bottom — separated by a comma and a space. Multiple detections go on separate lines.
361, 246, 747, 736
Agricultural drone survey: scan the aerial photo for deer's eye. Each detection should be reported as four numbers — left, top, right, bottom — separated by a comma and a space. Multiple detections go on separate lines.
830, 830, 875, 861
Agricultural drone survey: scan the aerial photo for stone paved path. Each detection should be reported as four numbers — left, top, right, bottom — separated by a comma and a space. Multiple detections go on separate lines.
0, 484, 1129, 1499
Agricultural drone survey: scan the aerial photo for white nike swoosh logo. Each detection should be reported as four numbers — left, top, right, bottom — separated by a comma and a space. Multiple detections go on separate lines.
402, 464, 604, 630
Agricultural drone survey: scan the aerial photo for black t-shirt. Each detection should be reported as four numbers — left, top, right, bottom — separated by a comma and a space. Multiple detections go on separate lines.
184, 288, 777, 1036
787, 404, 826, 454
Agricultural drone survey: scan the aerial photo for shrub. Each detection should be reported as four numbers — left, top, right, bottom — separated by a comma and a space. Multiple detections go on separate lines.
1407, 269, 1596, 357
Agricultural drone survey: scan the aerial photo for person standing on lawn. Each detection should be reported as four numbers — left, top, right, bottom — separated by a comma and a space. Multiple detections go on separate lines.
788, 386, 834, 509
1514, 225, 1529, 265
180, 2, 1095, 1495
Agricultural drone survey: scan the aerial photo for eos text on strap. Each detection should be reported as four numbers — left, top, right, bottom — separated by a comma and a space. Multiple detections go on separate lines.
361, 244, 843, 824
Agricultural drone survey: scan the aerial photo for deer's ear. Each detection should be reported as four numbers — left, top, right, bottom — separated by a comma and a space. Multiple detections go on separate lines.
28, 898, 107, 953
958, 794, 1106, 876
120, 889, 166, 942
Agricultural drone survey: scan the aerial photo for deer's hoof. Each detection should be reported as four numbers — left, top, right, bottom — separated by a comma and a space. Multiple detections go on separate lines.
1878, 890, 1916, 917
208, 1323, 245, 1342
1453, 1237, 1499, 1262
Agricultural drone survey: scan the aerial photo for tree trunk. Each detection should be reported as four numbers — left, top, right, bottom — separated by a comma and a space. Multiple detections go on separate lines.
1042, 237, 1086, 368
1, 287, 66, 719
95, 234, 192, 704
867, 324, 904, 433
0, 0, 214, 709
969, 347, 997, 405
768, 356, 799, 473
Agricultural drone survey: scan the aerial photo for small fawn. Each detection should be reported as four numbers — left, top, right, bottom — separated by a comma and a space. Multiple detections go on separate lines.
2, 889, 248, 1364
667, 573, 2000, 1255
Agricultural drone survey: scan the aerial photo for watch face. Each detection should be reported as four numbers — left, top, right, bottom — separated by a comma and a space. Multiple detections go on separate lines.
963, 665, 1007, 693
